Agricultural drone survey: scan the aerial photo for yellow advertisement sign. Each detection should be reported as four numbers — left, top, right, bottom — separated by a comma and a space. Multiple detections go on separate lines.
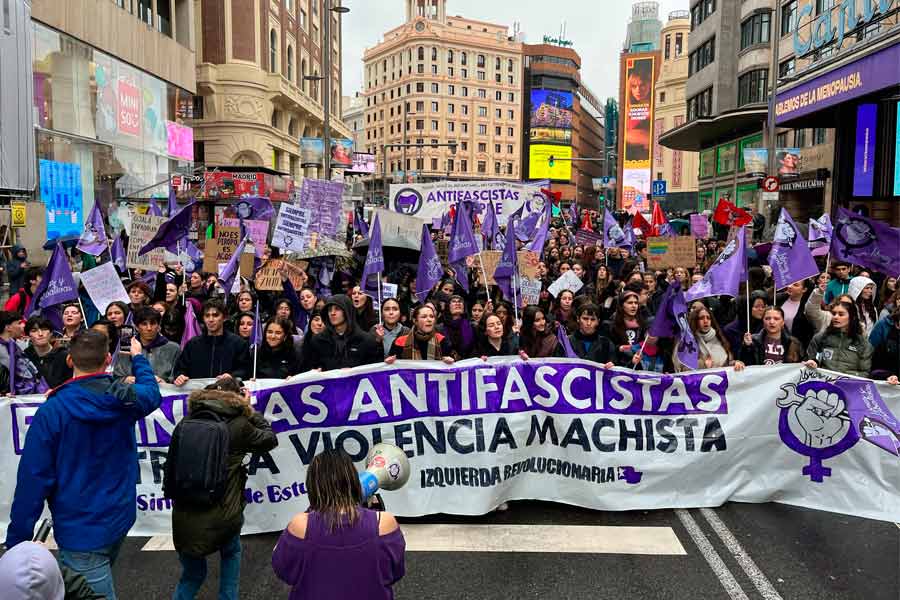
10, 202, 27, 228
529, 145, 572, 180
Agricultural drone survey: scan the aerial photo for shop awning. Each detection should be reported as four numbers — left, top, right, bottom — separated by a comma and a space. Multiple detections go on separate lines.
659, 107, 768, 152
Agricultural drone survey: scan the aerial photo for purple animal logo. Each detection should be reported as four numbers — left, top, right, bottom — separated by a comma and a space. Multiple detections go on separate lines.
393, 188, 423, 215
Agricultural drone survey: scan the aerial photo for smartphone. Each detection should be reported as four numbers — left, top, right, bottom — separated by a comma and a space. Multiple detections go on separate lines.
119, 325, 134, 351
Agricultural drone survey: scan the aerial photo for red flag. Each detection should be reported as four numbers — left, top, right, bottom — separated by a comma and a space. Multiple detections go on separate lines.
541, 188, 562, 205
580, 212, 594, 231
651, 202, 669, 236
633, 211, 653, 238
713, 199, 752, 227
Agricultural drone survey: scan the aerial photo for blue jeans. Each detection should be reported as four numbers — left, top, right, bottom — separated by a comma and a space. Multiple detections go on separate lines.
174, 534, 241, 600
59, 537, 126, 600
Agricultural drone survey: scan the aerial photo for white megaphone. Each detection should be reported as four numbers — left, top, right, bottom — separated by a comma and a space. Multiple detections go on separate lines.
359, 443, 411, 501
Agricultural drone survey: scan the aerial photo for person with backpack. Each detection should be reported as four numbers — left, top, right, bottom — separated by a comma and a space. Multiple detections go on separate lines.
5, 331, 162, 600
4, 267, 42, 315
164, 377, 277, 600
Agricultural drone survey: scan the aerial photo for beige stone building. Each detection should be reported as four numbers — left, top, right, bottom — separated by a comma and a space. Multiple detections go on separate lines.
652, 11, 697, 212
190, 0, 351, 179
363, 0, 524, 191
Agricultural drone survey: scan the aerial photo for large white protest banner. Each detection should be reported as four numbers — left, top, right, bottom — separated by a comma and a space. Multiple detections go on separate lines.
388, 180, 549, 225
79, 262, 130, 313
2, 361, 898, 538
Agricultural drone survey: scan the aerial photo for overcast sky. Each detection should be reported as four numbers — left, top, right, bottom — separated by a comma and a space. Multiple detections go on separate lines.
341, 0, 691, 102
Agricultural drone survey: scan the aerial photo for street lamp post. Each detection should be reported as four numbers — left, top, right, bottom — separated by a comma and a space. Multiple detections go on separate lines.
304, 1, 349, 182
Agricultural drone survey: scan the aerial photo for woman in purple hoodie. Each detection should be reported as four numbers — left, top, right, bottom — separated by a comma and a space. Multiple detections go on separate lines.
272, 449, 406, 599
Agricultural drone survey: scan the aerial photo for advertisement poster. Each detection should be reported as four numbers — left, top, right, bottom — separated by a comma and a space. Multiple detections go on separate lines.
165, 121, 194, 161
116, 79, 141, 137
330, 139, 354, 169
622, 55, 655, 212
528, 90, 574, 179
38, 159, 84, 240
300, 138, 324, 167
853, 104, 877, 197
742, 148, 768, 177
349, 152, 376, 174
776, 148, 802, 178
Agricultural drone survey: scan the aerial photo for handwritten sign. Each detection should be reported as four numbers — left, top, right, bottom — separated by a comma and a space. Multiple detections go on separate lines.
254, 258, 309, 291
80, 262, 130, 313
547, 270, 584, 298
690, 214, 709, 239
646, 236, 697, 270
273, 203, 312, 253
221, 218, 269, 250
519, 277, 543, 307
126, 214, 167, 270
203, 230, 254, 277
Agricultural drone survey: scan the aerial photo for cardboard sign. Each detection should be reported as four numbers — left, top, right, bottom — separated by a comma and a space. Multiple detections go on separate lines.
80, 262, 130, 313
467, 250, 540, 285
221, 218, 269, 250
646, 236, 697, 270
126, 214, 167, 270
202, 231, 254, 277
254, 258, 309, 291
519, 277, 543, 307
547, 270, 584, 298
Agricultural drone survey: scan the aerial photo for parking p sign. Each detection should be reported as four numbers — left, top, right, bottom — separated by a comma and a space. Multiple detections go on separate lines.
651, 180, 667, 197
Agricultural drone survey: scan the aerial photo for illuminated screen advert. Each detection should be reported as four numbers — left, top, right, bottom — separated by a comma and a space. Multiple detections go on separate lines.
622, 55, 655, 211
853, 103, 877, 197
529, 145, 572, 180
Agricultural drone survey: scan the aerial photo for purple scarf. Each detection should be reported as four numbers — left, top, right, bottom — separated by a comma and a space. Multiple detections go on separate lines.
444, 316, 475, 355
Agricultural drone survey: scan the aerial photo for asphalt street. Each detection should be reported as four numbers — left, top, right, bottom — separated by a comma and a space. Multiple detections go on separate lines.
101, 500, 897, 600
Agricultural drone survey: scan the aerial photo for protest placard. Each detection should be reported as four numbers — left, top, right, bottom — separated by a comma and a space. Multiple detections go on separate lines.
519, 251, 540, 279
647, 236, 697, 270
126, 214, 167, 269
254, 258, 309, 291
272, 203, 312, 253
519, 277, 542, 306
221, 218, 269, 250
80, 262, 130, 313
574, 229, 602, 247
203, 230, 254, 277
547, 270, 584, 297
690, 214, 710, 239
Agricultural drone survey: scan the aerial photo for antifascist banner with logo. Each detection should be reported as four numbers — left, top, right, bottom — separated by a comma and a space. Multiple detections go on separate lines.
388, 180, 549, 225
2, 361, 898, 536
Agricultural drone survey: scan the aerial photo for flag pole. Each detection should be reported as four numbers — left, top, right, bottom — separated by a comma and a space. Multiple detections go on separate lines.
745, 279, 751, 335
477, 251, 490, 301
252, 341, 258, 380
377, 275, 383, 327
512, 269, 519, 324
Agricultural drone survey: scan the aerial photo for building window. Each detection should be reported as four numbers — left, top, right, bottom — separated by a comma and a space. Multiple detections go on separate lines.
462, 123, 468, 133
477, 54, 486, 68
448, 122, 455, 132
448, 67, 454, 76
271, 109, 280, 129
494, 162, 501, 174
495, 126, 501, 136
478, 161, 487, 173
507, 127, 514, 136
462, 105, 468, 115
813, 127, 828, 145
287, 46, 294, 81
687, 87, 713, 121
675, 33, 683, 56
432, 47, 437, 61
300, 8, 307, 29
478, 71, 486, 81
418, 46, 424, 60
417, 64, 424, 74
462, 86, 469, 97
740, 12, 771, 50
448, 158, 455, 171
507, 110, 514, 119
477, 89, 486, 98
416, 119, 424, 130
478, 106, 488, 117
449, 84, 455, 95
737, 68, 768, 106
461, 52, 467, 65
508, 92, 515, 102
507, 144, 513, 154
478, 142, 487, 152
461, 68, 468, 78
269, 29, 277, 72
448, 49, 454, 63
776, 131, 789, 147
431, 83, 439, 93
416, 101, 424, 112
461, 159, 468, 172
665, 35, 671, 59
431, 158, 438, 170
432, 120, 439, 131
478, 124, 487, 135
432, 64, 438, 74
688, 37, 715, 75
704, 0, 715, 18
781, 1, 796, 37
659, 91, 666, 103
461, 141, 468, 151
778, 58, 795, 78
416, 82, 424, 92
448, 103, 455, 114
494, 143, 501, 153
431, 101, 439, 111
794, 128, 807, 147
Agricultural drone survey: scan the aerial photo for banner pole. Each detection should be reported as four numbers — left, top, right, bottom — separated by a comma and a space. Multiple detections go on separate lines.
745, 279, 751, 335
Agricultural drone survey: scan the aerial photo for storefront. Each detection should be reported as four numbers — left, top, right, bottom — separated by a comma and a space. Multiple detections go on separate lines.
31, 22, 196, 240
775, 37, 900, 224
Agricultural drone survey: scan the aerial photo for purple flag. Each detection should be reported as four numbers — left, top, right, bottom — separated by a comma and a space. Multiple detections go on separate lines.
233, 196, 275, 221
685, 228, 748, 301
557, 322, 577, 359
602, 210, 629, 249
808, 214, 832, 257
111, 233, 127, 271
249, 301, 263, 346
180, 302, 202, 350
76, 203, 108, 256
622, 221, 637, 251
416, 224, 442, 302
31, 243, 79, 313
648, 281, 698, 370
481, 200, 499, 250
219, 235, 250, 296
830, 207, 900, 277
139, 202, 194, 256
769, 208, 819, 290
448, 201, 478, 292
525, 199, 553, 255
361, 214, 384, 299
354, 207, 369, 238
147, 198, 163, 217
167, 185, 178, 217
493, 217, 518, 302
516, 208, 542, 242
835, 378, 900, 457
569, 202, 578, 228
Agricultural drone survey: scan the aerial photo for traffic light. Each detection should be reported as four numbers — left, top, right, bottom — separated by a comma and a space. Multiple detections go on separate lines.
548, 155, 555, 167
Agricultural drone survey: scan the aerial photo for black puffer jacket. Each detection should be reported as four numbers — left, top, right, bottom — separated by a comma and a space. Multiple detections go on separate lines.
568, 330, 617, 364
168, 390, 277, 557
254, 341, 303, 379
304, 294, 384, 370
174, 331, 251, 379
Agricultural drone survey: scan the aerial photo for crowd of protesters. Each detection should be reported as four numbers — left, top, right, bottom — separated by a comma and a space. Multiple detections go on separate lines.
1, 198, 899, 600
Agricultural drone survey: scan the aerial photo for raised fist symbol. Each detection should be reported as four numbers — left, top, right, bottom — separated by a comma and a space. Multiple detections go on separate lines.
777, 384, 850, 448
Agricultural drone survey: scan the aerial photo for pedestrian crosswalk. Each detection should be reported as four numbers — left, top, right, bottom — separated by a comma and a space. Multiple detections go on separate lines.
137, 524, 686, 555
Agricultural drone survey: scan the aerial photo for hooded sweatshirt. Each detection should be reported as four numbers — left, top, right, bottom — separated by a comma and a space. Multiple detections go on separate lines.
5, 245, 28, 294
0, 541, 64, 600
5, 355, 162, 551
112, 333, 181, 383
305, 294, 383, 370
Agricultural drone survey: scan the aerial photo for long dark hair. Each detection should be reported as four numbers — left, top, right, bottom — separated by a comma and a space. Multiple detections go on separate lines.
306, 449, 361, 532
689, 304, 733, 358
264, 318, 295, 351
520, 305, 552, 355
611, 291, 645, 344
828, 300, 863, 339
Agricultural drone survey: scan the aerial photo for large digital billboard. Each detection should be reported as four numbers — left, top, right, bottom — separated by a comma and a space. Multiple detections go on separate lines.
853, 103, 877, 197
528, 89, 574, 182
621, 54, 656, 212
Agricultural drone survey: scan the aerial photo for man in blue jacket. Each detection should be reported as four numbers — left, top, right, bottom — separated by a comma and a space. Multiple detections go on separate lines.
5, 330, 162, 600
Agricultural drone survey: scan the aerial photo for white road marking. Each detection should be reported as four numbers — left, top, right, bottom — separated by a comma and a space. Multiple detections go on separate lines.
675, 509, 750, 600
700, 508, 784, 600
139, 525, 687, 555
401, 524, 687, 555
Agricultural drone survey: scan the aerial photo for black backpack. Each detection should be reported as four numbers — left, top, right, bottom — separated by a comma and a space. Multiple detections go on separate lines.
163, 409, 231, 507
